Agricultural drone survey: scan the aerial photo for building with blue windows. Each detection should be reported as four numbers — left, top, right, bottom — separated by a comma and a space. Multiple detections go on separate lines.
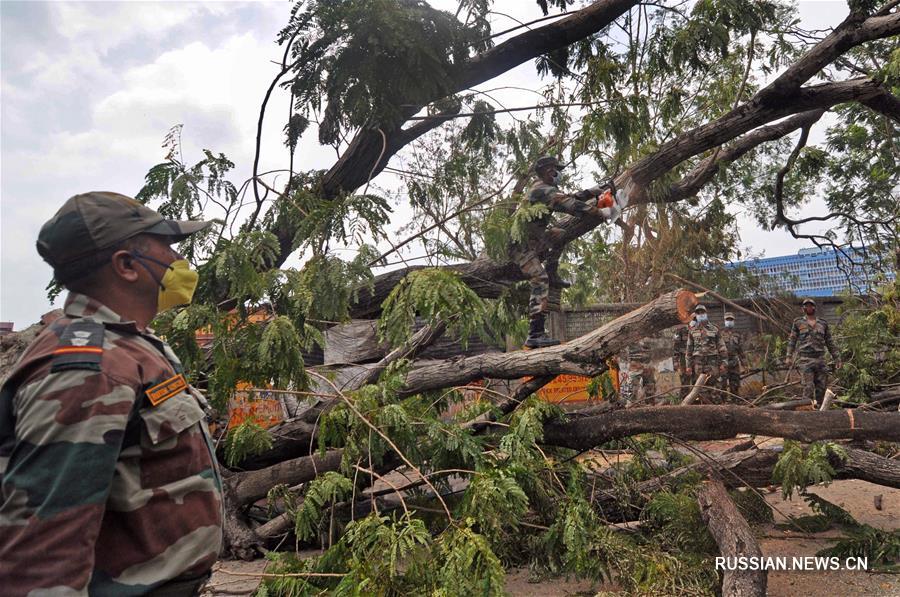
728, 246, 895, 297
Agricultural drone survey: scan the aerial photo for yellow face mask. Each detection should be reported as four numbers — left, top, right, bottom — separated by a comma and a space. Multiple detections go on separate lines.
132, 254, 199, 311
157, 259, 199, 311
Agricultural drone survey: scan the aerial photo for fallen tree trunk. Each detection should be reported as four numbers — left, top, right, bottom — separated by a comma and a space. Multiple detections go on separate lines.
697, 478, 767, 597
543, 405, 900, 449
399, 288, 696, 396
245, 288, 694, 466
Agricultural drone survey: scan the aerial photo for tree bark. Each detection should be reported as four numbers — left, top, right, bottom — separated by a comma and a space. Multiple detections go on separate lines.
543, 405, 900, 449
697, 478, 767, 597
228, 449, 344, 506
836, 447, 900, 488
397, 289, 696, 396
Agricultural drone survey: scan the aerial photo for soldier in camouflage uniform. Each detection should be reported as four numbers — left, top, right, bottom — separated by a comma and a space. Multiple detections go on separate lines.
513, 155, 627, 348
0, 192, 222, 595
672, 315, 695, 398
720, 312, 749, 397
685, 304, 728, 403
622, 339, 656, 404
786, 298, 842, 405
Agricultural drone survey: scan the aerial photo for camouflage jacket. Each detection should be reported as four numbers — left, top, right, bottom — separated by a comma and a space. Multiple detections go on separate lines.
685, 322, 728, 369
0, 293, 223, 595
720, 328, 748, 368
518, 180, 596, 245
786, 316, 838, 360
672, 326, 689, 363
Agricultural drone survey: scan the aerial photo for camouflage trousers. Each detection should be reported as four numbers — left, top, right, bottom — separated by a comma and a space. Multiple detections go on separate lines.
691, 356, 722, 403
679, 371, 693, 399
674, 356, 691, 398
511, 246, 549, 316
798, 356, 828, 404
721, 364, 741, 396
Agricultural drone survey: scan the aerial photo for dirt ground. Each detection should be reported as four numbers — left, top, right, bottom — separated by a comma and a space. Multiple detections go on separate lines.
206, 438, 899, 596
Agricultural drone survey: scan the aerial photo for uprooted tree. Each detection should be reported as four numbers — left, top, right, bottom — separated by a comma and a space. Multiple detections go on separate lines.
41, 0, 900, 593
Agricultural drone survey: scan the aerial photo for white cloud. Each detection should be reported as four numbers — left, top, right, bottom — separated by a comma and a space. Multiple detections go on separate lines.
1, 3, 295, 326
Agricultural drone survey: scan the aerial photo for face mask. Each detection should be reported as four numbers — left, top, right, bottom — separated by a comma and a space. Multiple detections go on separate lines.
696, 313, 708, 323
724, 320, 734, 328
132, 253, 199, 311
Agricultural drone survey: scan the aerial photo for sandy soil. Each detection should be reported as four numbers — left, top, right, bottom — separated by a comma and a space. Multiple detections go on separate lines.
761, 479, 900, 597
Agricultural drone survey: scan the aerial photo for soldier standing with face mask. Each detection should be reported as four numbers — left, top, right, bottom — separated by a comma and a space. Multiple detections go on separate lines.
0, 192, 222, 596
512, 156, 627, 348
719, 312, 748, 397
685, 304, 728, 402
785, 298, 842, 406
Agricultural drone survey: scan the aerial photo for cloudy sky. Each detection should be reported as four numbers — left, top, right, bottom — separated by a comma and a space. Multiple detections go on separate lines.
1, 1, 844, 327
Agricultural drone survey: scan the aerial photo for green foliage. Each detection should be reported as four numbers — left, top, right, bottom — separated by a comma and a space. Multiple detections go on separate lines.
378, 268, 489, 348
224, 420, 274, 468
835, 281, 900, 401
772, 440, 847, 498
280, 0, 491, 145
641, 490, 717, 554
729, 488, 774, 524
333, 513, 431, 594
293, 472, 354, 542
207, 231, 281, 303
818, 525, 900, 572
258, 316, 308, 389
291, 188, 392, 253
498, 398, 560, 466
459, 469, 529, 544
782, 493, 900, 572
433, 522, 506, 597
481, 199, 550, 261
296, 250, 376, 322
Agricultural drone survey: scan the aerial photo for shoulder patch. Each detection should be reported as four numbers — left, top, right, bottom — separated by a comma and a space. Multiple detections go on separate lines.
145, 374, 188, 407
51, 320, 105, 372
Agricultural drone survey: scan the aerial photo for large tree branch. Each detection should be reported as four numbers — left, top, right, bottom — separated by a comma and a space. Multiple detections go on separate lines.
660, 109, 827, 204
860, 89, 900, 122
624, 78, 886, 193
697, 478, 767, 597
548, 77, 886, 248
543, 405, 900, 449
397, 288, 695, 396
316, 0, 639, 203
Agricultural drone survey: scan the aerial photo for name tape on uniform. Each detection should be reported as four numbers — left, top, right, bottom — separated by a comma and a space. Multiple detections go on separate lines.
146, 374, 188, 406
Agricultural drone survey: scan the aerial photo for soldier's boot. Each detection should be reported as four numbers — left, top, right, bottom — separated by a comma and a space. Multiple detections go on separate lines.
524, 313, 560, 348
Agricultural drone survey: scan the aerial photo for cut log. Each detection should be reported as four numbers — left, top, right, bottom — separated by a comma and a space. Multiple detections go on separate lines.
543, 405, 900, 449
697, 477, 767, 597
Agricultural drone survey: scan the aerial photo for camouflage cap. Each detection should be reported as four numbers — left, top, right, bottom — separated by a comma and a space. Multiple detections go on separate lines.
693, 304, 707, 313
532, 155, 565, 173
801, 297, 816, 306
37, 192, 212, 267
724, 312, 735, 320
